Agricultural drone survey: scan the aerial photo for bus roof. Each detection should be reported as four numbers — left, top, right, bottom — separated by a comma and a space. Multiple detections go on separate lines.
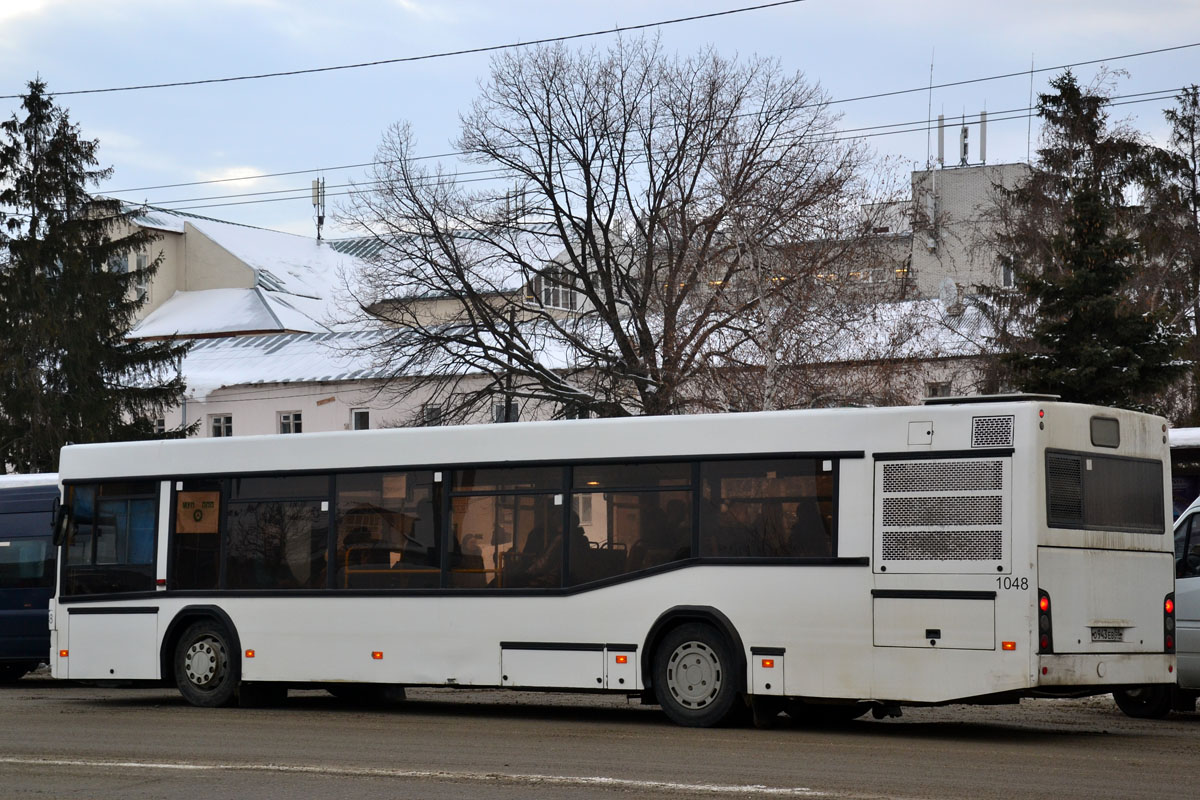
55, 400, 1163, 483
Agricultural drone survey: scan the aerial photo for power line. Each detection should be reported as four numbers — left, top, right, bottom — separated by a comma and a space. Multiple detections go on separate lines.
100, 39, 1200, 196
0, 0, 809, 100
139, 88, 1186, 214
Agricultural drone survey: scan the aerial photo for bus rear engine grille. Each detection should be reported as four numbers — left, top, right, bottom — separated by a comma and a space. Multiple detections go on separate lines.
881, 495, 1003, 527
881, 530, 1003, 561
881, 460, 1003, 493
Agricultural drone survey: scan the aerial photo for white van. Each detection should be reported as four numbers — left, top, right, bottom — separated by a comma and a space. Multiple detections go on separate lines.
1114, 495, 1200, 717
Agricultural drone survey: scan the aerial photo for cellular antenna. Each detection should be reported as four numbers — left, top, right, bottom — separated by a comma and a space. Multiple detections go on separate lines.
312, 177, 326, 242
925, 48, 935, 168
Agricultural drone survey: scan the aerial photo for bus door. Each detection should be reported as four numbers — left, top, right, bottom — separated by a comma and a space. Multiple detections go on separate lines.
56, 481, 161, 680
871, 453, 1011, 651
0, 484, 59, 680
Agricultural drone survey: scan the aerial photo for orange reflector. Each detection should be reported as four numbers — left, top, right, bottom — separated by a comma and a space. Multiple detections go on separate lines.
1002, 641, 1016, 651
761, 658, 775, 669
58, 649, 68, 658
245, 649, 255, 658
372, 651, 384, 660
615, 655, 628, 664
1166, 598, 1175, 614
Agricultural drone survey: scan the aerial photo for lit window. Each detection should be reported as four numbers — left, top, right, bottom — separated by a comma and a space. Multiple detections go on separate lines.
279, 411, 303, 434
351, 409, 370, 430
209, 415, 233, 437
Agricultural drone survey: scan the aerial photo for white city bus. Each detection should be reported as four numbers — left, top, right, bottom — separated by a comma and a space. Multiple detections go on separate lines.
49, 396, 1177, 726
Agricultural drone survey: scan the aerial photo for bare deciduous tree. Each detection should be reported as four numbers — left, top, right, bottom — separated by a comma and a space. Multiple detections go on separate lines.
340, 38, 895, 422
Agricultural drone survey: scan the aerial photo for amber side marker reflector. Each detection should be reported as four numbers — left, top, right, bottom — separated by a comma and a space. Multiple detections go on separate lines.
761, 658, 775, 669
372, 651, 384, 660
58, 650, 68, 658
1002, 641, 1016, 651
614, 655, 628, 664
245, 649, 255, 658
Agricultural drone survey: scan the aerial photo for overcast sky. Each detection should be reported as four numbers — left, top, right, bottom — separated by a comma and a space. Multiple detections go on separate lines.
2, 0, 1198, 237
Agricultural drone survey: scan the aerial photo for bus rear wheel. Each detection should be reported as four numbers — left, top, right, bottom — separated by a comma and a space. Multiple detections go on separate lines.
174, 620, 239, 708
653, 623, 740, 727
1113, 685, 1173, 719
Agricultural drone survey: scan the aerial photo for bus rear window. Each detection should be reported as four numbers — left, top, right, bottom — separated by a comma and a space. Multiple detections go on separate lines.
1046, 450, 1164, 534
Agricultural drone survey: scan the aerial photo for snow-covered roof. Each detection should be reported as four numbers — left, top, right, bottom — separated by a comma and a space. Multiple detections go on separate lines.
132, 288, 336, 338
180, 330, 395, 397
126, 206, 370, 337
1171, 428, 1200, 449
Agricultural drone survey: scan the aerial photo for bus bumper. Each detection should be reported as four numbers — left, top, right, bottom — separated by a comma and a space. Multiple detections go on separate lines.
1037, 653, 1176, 687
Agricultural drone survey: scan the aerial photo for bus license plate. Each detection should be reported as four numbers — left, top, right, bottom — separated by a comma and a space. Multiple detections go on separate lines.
1091, 627, 1124, 642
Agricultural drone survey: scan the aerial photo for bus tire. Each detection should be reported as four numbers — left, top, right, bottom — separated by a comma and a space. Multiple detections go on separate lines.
173, 620, 239, 708
0, 663, 32, 683
1113, 685, 1173, 719
653, 623, 740, 727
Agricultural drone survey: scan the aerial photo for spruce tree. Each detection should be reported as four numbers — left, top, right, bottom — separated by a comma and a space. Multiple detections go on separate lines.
0, 79, 190, 473
993, 71, 1185, 409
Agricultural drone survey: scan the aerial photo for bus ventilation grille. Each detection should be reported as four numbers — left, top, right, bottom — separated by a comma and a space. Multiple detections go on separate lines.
878, 458, 1007, 565
972, 415, 1014, 448
881, 531, 1003, 560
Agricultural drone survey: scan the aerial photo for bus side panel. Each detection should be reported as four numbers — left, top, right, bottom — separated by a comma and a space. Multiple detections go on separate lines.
63, 610, 159, 680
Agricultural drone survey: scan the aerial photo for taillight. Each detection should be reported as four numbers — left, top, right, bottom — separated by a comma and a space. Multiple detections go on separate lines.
1165, 592, 1176, 654
1038, 589, 1053, 654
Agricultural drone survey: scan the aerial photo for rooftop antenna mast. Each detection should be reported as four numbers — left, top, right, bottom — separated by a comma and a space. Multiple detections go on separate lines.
925, 48, 935, 168
312, 177, 326, 242
1026, 53, 1035, 163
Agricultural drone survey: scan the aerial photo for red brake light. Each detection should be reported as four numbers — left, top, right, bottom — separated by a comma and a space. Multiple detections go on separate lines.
1039, 596, 1050, 612
1166, 598, 1175, 615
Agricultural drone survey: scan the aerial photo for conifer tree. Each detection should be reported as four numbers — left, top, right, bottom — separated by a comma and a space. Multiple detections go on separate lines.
991, 71, 1185, 409
0, 79, 190, 472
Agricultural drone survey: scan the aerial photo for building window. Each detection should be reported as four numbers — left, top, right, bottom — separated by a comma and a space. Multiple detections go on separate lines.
279, 411, 303, 434
562, 402, 591, 420
1001, 262, 1015, 288
492, 401, 518, 423
351, 409, 370, 430
926, 381, 952, 399
530, 265, 580, 311
209, 415, 233, 437
422, 404, 443, 427
152, 418, 165, 435
134, 252, 150, 301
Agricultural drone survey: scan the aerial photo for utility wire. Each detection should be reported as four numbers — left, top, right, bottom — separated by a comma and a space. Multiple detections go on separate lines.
100, 40, 1200, 196
140, 89, 1186, 214
0, 0, 809, 100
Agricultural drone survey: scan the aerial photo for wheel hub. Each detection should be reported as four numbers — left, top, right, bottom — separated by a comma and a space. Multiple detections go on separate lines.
667, 641, 721, 708
184, 637, 223, 687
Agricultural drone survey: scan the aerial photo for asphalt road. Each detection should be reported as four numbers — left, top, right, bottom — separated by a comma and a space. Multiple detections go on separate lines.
1, 672, 1198, 799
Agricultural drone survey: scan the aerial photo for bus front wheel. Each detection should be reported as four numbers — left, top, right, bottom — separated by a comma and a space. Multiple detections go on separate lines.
653, 623, 740, 727
1113, 685, 1173, 719
173, 620, 240, 708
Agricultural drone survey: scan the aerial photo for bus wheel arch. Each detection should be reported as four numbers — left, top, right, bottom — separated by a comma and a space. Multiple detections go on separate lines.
161, 606, 243, 707
641, 606, 746, 726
